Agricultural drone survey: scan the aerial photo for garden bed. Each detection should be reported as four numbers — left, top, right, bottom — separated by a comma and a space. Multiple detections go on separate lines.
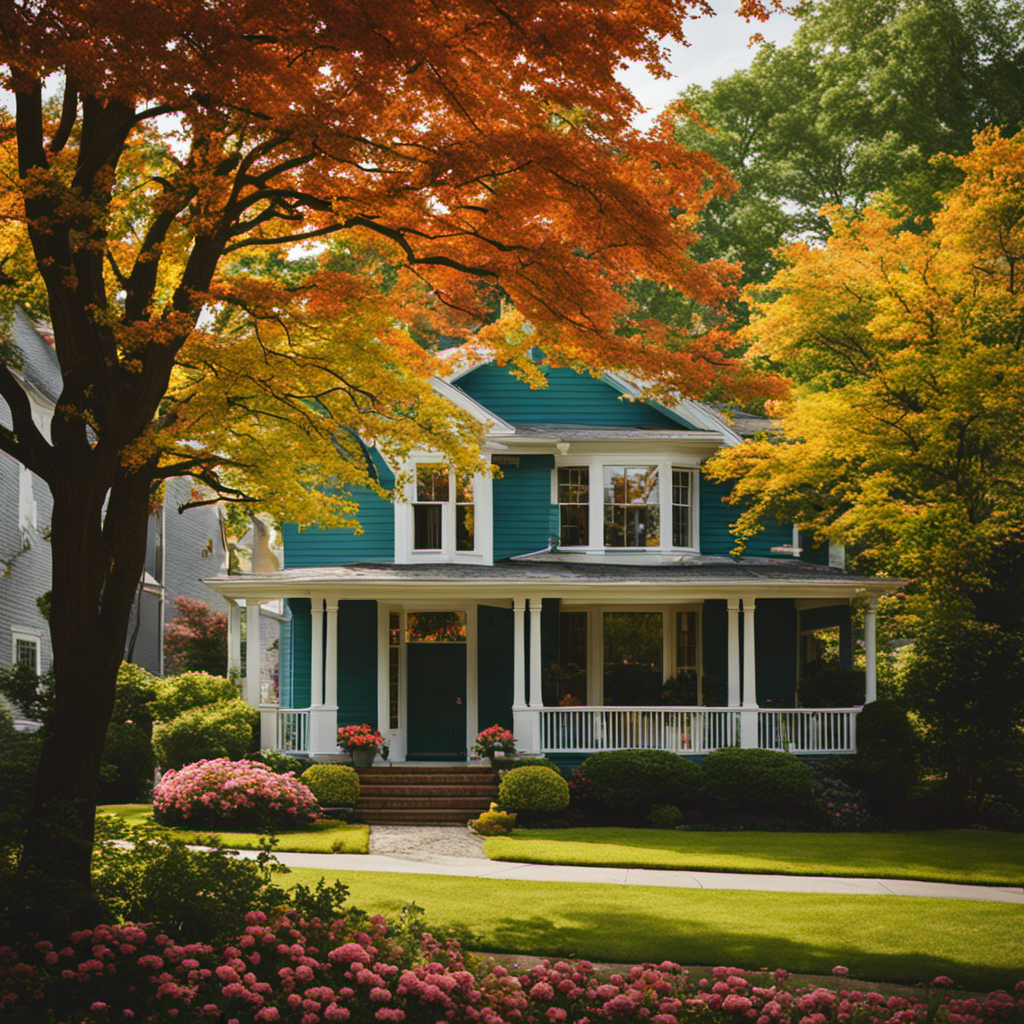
98, 803, 369, 854
483, 828, 1024, 886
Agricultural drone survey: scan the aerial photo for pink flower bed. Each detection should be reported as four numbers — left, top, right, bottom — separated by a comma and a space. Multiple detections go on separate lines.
1, 913, 1021, 1024
153, 758, 319, 829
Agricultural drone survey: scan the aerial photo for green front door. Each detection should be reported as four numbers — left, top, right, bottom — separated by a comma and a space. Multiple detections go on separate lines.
407, 642, 467, 759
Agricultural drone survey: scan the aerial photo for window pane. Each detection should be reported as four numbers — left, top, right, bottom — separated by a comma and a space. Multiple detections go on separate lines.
558, 467, 589, 546
15, 639, 37, 673
456, 503, 474, 551
456, 474, 474, 503
416, 464, 449, 502
672, 469, 691, 547
604, 466, 659, 547
407, 611, 467, 643
603, 611, 663, 706
413, 504, 442, 549
545, 611, 588, 706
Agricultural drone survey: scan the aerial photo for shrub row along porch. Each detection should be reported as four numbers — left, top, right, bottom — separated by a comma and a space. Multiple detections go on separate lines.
205, 560, 901, 762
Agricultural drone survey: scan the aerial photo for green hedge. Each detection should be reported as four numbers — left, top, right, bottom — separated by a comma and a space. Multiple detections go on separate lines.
153, 699, 258, 769
701, 748, 815, 810
498, 766, 569, 812
99, 722, 156, 802
150, 672, 240, 723
300, 764, 360, 807
578, 749, 701, 821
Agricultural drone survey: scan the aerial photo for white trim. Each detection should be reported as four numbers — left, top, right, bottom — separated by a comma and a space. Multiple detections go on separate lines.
551, 454, 700, 557
395, 457, 493, 565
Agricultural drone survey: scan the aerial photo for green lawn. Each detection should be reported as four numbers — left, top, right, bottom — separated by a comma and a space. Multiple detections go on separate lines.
285, 866, 1024, 993
484, 829, 1024, 887
98, 804, 369, 854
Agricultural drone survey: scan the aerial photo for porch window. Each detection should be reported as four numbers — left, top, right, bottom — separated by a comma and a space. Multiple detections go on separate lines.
545, 611, 587, 706
672, 469, 692, 548
388, 612, 400, 729
604, 465, 660, 548
557, 467, 589, 546
603, 611, 663, 705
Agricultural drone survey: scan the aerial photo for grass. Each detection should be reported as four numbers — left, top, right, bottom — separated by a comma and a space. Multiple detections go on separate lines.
284, 866, 1024, 993
98, 804, 369, 854
483, 828, 1024, 887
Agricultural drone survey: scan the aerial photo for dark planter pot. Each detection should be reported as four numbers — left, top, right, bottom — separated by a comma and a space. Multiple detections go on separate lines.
351, 747, 376, 768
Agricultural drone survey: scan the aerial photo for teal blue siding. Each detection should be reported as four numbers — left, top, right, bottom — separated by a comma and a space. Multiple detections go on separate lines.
478, 604, 514, 732
337, 601, 379, 728
753, 600, 798, 706
458, 364, 695, 428
284, 450, 395, 568
493, 454, 556, 559
700, 474, 792, 558
287, 599, 311, 708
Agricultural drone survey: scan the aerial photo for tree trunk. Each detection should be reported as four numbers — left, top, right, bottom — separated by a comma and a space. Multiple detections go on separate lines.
16, 462, 153, 935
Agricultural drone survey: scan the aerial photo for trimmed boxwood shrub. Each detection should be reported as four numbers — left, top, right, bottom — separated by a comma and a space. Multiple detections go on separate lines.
150, 671, 240, 723
99, 722, 156, 802
647, 803, 686, 829
153, 758, 319, 830
503, 756, 561, 773
300, 764, 360, 807
855, 698, 919, 817
498, 766, 569, 812
577, 749, 701, 822
153, 699, 258, 769
112, 662, 160, 737
701, 748, 815, 811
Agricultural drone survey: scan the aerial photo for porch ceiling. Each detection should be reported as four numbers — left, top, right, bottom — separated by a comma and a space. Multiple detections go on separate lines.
204, 557, 904, 603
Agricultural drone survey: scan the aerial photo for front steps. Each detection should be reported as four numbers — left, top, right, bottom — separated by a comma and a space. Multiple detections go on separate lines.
353, 765, 498, 825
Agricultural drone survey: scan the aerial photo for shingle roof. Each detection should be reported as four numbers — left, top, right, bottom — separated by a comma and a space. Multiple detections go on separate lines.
11, 307, 61, 404
507, 423, 718, 442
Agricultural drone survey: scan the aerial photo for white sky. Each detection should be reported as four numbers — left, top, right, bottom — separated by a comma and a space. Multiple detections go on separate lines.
617, 2, 801, 128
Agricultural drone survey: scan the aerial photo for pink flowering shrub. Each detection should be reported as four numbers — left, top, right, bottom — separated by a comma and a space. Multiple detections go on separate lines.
153, 758, 319, 829
2, 912, 1022, 1024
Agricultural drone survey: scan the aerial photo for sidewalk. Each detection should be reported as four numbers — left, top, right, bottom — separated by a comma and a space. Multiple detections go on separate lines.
244, 849, 1024, 904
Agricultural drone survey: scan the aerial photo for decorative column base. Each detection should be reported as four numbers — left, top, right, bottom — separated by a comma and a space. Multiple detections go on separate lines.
512, 706, 541, 756
308, 705, 342, 761
259, 706, 278, 751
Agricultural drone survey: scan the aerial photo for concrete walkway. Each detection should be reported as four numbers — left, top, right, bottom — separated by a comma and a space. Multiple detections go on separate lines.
248, 848, 1024, 904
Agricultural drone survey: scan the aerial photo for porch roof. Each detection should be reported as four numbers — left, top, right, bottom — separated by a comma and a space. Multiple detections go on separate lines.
204, 557, 903, 603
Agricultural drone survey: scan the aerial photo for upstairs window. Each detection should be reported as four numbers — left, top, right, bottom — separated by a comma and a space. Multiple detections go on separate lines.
557, 467, 589, 546
412, 465, 476, 553
672, 469, 692, 548
604, 465, 660, 547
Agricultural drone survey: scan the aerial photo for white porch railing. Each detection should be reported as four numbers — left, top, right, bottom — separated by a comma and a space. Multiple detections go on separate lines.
277, 709, 311, 755
757, 708, 859, 755
538, 706, 739, 755
535, 705, 860, 756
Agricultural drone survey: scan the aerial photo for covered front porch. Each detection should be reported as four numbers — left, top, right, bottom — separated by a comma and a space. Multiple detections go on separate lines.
204, 560, 900, 763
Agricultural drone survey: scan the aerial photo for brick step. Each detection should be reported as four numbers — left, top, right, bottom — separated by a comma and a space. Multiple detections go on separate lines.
357, 809, 481, 824
358, 784, 498, 798
357, 796, 493, 811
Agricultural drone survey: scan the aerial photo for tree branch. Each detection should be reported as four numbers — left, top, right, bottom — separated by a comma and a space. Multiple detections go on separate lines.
0, 362, 53, 481
48, 75, 78, 157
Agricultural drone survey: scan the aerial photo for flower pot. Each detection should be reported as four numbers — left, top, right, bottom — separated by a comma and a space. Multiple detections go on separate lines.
351, 747, 376, 768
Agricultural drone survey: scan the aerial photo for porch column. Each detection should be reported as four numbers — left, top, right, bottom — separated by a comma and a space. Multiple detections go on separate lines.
228, 601, 242, 678
310, 594, 324, 707
528, 596, 543, 708
739, 595, 758, 749
864, 596, 878, 704
245, 599, 263, 706
726, 599, 741, 707
324, 597, 339, 709
512, 599, 527, 708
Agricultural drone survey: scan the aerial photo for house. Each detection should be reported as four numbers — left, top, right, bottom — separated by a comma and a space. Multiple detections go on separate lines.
204, 354, 901, 766
0, 307, 281, 709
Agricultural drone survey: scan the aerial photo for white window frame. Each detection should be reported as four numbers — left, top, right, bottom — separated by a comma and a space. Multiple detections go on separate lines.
395, 456, 493, 563
11, 627, 41, 675
551, 454, 700, 557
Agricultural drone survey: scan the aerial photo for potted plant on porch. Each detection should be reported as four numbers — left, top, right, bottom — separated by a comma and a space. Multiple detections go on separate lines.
473, 724, 516, 769
338, 724, 387, 768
